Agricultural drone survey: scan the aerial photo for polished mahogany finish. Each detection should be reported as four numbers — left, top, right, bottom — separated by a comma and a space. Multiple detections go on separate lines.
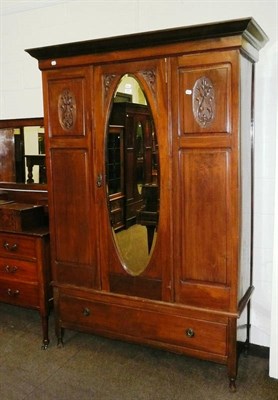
0, 227, 51, 348
0, 183, 48, 212
0, 202, 45, 232
26, 18, 268, 389
0, 117, 51, 348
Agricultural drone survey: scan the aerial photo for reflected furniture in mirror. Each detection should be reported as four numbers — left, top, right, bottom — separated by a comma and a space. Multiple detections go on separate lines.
136, 183, 159, 253
107, 83, 159, 275
26, 18, 268, 388
106, 125, 125, 230
0, 118, 46, 184
25, 155, 47, 184
109, 100, 157, 229
0, 118, 52, 348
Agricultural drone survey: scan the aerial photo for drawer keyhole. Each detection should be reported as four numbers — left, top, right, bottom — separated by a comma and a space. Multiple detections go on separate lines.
185, 328, 195, 338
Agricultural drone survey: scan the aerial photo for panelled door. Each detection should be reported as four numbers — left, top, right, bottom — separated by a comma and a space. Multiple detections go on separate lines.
93, 58, 173, 302
172, 51, 240, 313
43, 66, 100, 289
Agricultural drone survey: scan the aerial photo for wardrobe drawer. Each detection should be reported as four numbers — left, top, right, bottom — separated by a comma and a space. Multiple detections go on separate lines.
158, 314, 227, 356
59, 295, 227, 356
0, 280, 39, 308
0, 257, 37, 281
0, 233, 37, 260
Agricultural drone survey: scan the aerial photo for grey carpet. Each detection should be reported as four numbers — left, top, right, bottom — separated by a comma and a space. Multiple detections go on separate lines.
0, 303, 277, 400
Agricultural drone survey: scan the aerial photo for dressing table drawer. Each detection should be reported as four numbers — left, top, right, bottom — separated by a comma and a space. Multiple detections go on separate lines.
0, 232, 37, 260
0, 228, 51, 348
0, 280, 39, 308
0, 257, 37, 281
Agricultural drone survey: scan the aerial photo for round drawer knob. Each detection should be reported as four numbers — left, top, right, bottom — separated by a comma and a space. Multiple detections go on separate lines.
82, 307, 90, 317
185, 328, 195, 338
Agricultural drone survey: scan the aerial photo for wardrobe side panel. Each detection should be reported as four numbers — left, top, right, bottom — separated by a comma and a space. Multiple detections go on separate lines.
238, 55, 253, 302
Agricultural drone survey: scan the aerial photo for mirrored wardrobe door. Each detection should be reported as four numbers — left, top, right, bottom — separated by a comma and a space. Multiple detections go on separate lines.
94, 59, 173, 301
107, 74, 159, 276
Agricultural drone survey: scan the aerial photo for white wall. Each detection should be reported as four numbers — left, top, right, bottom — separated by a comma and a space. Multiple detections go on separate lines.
0, 0, 277, 372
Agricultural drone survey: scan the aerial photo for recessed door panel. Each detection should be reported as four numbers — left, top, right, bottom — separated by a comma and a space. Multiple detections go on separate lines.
51, 148, 93, 266
47, 71, 87, 137
180, 149, 229, 284
175, 148, 232, 311
179, 63, 231, 135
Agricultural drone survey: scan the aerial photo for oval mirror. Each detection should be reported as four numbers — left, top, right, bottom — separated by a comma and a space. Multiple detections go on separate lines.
106, 74, 159, 276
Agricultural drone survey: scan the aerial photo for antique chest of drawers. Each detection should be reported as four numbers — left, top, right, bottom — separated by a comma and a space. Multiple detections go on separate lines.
0, 228, 51, 348
0, 202, 45, 232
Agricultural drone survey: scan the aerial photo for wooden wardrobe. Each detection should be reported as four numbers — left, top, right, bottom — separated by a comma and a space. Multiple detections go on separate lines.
26, 18, 268, 389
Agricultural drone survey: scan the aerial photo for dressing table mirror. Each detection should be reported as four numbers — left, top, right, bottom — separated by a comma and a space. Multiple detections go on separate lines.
0, 117, 46, 185
0, 118, 51, 348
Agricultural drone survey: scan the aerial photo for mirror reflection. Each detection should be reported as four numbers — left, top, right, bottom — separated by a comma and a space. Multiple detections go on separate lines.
0, 121, 46, 184
106, 75, 159, 276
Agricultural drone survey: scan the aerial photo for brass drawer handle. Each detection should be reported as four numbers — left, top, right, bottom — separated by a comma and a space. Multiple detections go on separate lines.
7, 288, 20, 297
82, 307, 90, 317
3, 242, 18, 252
5, 265, 18, 274
185, 328, 195, 338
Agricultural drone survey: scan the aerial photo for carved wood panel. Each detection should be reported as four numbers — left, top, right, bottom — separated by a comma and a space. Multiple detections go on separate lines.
58, 89, 77, 130
192, 76, 215, 127
179, 64, 231, 134
47, 75, 86, 137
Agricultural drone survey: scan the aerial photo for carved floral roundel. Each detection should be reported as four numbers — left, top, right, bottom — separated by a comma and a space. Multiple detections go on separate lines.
58, 89, 77, 130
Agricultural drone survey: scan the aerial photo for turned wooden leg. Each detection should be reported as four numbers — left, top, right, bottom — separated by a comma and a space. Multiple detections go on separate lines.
229, 378, 237, 392
227, 318, 238, 391
26, 163, 34, 183
244, 301, 251, 357
55, 314, 64, 347
56, 326, 64, 348
53, 287, 64, 347
41, 315, 49, 350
